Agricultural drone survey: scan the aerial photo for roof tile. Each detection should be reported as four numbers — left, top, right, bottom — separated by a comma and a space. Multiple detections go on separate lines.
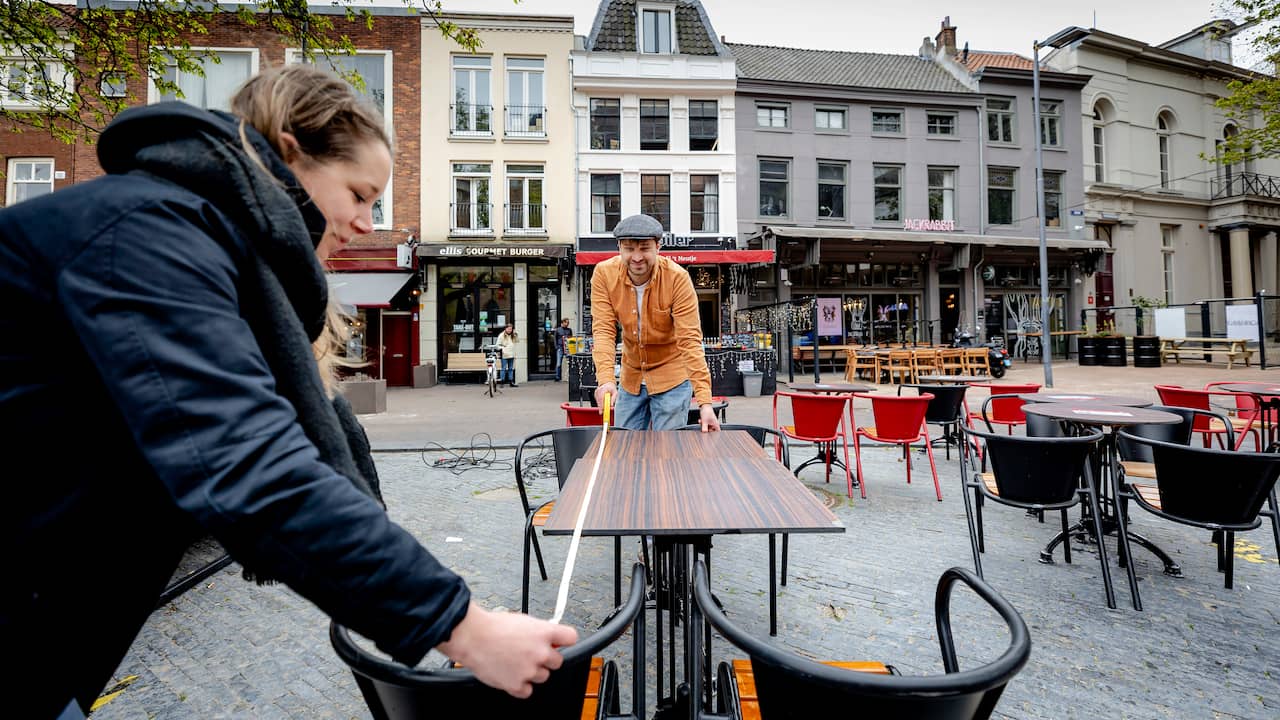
729, 43, 973, 94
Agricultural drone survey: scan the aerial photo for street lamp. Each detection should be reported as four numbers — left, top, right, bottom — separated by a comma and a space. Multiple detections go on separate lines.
1032, 28, 1077, 388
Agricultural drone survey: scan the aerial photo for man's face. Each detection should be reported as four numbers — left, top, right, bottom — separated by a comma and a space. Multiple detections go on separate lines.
619, 238, 659, 284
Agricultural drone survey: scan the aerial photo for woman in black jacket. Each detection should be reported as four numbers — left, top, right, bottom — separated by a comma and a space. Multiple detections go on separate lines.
0, 64, 575, 719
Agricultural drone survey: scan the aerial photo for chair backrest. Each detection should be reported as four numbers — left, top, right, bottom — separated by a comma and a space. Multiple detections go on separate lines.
1117, 432, 1280, 526
331, 564, 648, 720
774, 391, 849, 441
1114, 405, 1201, 462
1203, 381, 1256, 412
515, 426, 606, 505
979, 385, 1040, 426
679, 424, 791, 468
900, 384, 968, 424
561, 402, 605, 427
1023, 412, 1065, 438
964, 427, 1103, 505
690, 560, 1030, 720
857, 392, 932, 441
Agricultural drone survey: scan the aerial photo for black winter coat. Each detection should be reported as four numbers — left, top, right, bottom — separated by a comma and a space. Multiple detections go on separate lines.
0, 103, 468, 717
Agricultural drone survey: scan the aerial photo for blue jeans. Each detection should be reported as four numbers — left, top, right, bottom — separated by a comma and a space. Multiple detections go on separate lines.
501, 357, 515, 384
555, 346, 565, 380
615, 380, 691, 430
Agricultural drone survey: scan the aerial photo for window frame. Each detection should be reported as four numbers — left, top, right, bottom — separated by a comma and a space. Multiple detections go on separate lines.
640, 173, 671, 231
505, 163, 545, 234
451, 54, 493, 136
638, 6, 675, 54
758, 158, 790, 219
1157, 114, 1172, 189
689, 174, 719, 233
871, 108, 904, 136
755, 102, 790, 130
1092, 107, 1106, 183
1039, 99, 1062, 148
451, 162, 493, 235
815, 106, 848, 133
688, 99, 719, 151
1161, 225, 1175, 305
5, 157, 54, 205
926, 110, 958, 137
639, 98, 670, 151
1043, 170, 1063, 228
589, 98, 621, 150
927, 166, 956, 222
148, 47, 259, 110
817, 160, 846, 220
590, 173, 622, 234
985, 96, 1016, 145
505, 56, 546, 138
872, 164, 903, 223
987, 166, 1017, 226
1, 56, 71, 109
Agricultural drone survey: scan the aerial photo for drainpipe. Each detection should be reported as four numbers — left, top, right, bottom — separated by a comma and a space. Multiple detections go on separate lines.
975, 105, 987, 340
570, 56, 579, 323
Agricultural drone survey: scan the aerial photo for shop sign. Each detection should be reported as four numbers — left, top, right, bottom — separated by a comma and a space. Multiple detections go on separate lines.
903, 218, 955, 232
578, 234, 737, 252
419, 243, 570, 259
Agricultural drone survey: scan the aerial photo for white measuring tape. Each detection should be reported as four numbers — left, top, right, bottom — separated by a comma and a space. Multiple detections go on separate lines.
550, 393, 611, 624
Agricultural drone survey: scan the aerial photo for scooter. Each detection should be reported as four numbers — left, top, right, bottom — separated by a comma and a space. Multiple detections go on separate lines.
952, 330, 1012, 378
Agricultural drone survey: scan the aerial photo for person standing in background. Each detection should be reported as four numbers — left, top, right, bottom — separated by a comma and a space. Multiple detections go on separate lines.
554, 318, 573, 382
498, 323, 519, 387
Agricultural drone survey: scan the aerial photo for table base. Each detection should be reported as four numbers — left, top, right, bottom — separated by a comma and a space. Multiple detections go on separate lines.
793, 442, 860, 487
1039, 517, 1184, 577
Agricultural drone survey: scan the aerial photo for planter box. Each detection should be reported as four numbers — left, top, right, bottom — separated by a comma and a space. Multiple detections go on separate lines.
1099, 337, 1127, 367
1078, 337, 1100, 366
1132, 336, 1161, 368
339, 378, 387, 414
412, 363, 437, 388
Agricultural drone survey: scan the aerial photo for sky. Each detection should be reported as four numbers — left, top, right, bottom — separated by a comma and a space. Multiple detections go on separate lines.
431, 0, 1230, 58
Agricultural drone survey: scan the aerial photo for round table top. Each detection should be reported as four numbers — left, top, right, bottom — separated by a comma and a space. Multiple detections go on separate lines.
915, 374, 993, 384
788, 381, 874, 394
1022, 403, 1181, 427
1017, 392, 1152, 407
1214, 382, 1280, 396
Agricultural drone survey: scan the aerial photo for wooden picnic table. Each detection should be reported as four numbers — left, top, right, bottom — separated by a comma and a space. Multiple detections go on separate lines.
1159, 337, 1254, 369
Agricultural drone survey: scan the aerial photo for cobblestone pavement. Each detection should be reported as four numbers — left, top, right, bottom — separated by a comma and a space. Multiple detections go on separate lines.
92, 440, 1278, 719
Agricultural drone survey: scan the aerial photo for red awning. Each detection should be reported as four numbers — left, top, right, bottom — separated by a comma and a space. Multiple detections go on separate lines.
575, 250, 775, 265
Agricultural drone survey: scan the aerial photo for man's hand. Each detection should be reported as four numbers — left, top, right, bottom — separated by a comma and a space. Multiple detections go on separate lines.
595, 381, 617, 409
699, 404, 721, 432
437, 602, 579, 698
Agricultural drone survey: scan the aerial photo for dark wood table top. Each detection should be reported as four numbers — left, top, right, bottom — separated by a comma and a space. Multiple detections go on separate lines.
914, 374, 991, 384
1022, 403, 1180, 427
544, 432, 843, 537
1214, 382, 1280, 396
787, 381, 873, 394
1016, 392, 1152, 407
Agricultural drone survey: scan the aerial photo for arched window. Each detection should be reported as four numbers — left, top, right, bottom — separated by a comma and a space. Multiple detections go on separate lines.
1156, 112, 1173, 189
1092, 106, 1106, 183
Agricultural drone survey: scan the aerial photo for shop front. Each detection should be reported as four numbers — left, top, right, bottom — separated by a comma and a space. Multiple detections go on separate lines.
326, 271, 420, 387
417, 242, 573, 383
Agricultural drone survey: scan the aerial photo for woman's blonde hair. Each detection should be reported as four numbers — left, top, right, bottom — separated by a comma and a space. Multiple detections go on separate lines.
230, 63, 390, 394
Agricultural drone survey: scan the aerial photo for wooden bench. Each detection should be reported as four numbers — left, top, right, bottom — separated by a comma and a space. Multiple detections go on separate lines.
792, 345, 855, 374
1159, 337, 1254, 370
443, 352, 489, 379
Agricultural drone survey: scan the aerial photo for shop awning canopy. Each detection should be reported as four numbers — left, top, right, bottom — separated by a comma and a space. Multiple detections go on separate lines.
575, 250, 775, 265
761, 225, 1110, 251
327, 272, 414, 309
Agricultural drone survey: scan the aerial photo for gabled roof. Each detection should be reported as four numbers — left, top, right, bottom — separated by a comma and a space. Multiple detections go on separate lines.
584, 0, 726, 56
729, 43, 973, 94
955, 50, 1036, 72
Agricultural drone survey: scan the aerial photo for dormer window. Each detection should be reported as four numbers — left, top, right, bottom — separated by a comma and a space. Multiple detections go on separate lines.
640, 8, 673, 54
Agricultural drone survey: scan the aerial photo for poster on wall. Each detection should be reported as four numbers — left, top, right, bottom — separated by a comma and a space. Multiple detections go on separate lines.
1225, 304, 1260, 342
1153, 308, 1186, 339
817, 297, 843, 338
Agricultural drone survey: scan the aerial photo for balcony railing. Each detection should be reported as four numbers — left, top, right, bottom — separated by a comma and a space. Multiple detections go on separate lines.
505, 105, 547, 138
505, 203, 547, 235
451, 103, 493, 136
1212, 171, 1280, 201
450, 202, 493, 235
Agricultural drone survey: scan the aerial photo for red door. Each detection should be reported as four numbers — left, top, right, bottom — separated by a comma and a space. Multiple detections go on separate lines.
382, 313, 413, 387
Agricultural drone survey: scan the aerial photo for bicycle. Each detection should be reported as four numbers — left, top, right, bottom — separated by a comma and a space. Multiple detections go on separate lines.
481, 344, 503, 398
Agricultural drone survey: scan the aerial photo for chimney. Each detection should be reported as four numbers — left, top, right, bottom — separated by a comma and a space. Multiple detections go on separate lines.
935, 16, 957, 56
919, 36, 936, 60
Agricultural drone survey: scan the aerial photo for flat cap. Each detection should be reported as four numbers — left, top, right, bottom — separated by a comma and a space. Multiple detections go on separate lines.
612, 214, 664, 240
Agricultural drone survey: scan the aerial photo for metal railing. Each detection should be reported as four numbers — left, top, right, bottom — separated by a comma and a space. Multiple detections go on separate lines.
504, 105, 546, 137
504, 203, 546, 235
449, 202, 493, 235
1211, 172, 1280, 200
450, 103, 493, 135
1082, 293, 1280, 369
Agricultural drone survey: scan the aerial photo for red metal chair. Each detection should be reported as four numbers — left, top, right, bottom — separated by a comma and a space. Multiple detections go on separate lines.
773, 391, 857, 497
1204, 380, 1279, 432
561, 402, 605, 427
1154, 385, 1259, 450
852, 392, 942, 501
974, 383, 1041, 435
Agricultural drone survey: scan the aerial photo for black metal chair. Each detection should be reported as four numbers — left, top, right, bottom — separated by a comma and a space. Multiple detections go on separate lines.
1115, 405, 1230, 484
515, 426, 628, 613
689, 559, 1031, 720
899, 383, 969, 460
680, 424, 791, 636
331, 564, 647, 720
1114, 433, 1280, 610
959, 427, 1120, 609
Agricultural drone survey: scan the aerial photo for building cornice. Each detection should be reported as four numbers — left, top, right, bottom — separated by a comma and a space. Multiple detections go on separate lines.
1046, 26, 1269, 82
735, 78, 982, 107
433, 12, 576, 33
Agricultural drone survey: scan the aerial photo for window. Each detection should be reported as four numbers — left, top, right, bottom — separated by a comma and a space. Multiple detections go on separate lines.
2, 59, 67, 108
816, 108, 846, 131
817, 162, 845, 219
928, 167, 955, 222
758, 159, 789, 217
987, 167, 1016, 225
986, 97, 1015, 143
157, 50, 254, 110
590, 174, 621, 233
689, 100, 718, 151
640, 174, 671, 231
640, 8, 673, 54
1092, 107, 1106, 183
590, 98, 620, 150
756, 103, 788, 128
871, 109, 903, 134
452, 163, 491, 234
873, 165, 902, 223
5, 158, 53, 205
1039, 100, 1061, 147
640, 99, 669, 150
1043, 171, 1063, 227
1157, 113, 1172, 189
927, 111, 957, 136
506, 164, 544, 234
452, 55, 492, 135
1161, 225, 1175, 305
506, 57, 545, 137
690, 175, 719, 232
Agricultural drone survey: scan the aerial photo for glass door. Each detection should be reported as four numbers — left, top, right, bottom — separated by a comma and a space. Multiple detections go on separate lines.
528, 282, 560, 378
